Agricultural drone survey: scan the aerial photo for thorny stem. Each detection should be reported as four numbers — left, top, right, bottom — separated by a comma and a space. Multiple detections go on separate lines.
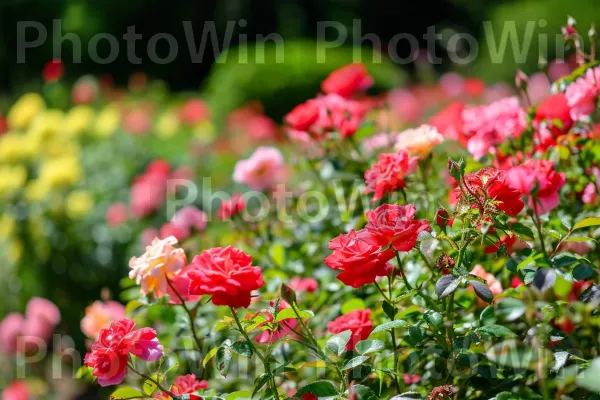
127, 361, 177, 399
166, 277, 204, 352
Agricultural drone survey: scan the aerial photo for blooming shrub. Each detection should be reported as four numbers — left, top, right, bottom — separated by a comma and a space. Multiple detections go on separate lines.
3, 17, 600, 400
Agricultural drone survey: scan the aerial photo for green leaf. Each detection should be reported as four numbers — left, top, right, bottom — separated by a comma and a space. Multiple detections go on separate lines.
252, 373, 272, 398
225, 390, 253, 400
511, 223, 535, 241
232, 340, 254, 357
295, 380, 338, 398
552, 253, 579, 268
326, 330, 352, 356
203, 346, 219, 367
371, 320, 408, 334
341, 298, 366, 314
269, 243, 286, 267
495, 393, 528, 400
577, 357, 600, 392
572, 217, 600, 231
110, 388, 144, 399
355, 340, 385, 355
274, 308, 311, 322
349, 384, 378, 400
423, 310, 443, 329
216, 340, 233, 376
477, 324, 517, 339
342, 356, 370, 370
390, 392, 423, 400
495, 298, 526, 321
382, 301, 397, 320
564, 236, 596, 243
142, 374, 159, 395
469, 279, 493, 303
435, 275, 461, 299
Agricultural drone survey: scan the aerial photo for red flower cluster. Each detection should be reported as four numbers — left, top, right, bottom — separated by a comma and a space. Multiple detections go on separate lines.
217, 193, 246, 220
327, 309, 373, 350
154, 374, 208, 400
507, 160, 565, 214
364, 204, 432, 251
453, 167, 524, 218
325, 229, 394, 288
188, 246, 264, 308
321, 63, 374, 98
364, 150, 418, 202
534, 93, 573, 149
84, 319, 162, 387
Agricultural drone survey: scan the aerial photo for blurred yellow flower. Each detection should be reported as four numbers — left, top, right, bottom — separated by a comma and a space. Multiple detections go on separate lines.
0, 214, 17, 238
94, 106, 121, 137
7, 238, 24, 263
7, 93, 46, 130
0, 133, 37, 162
66, 190, 94, 218
44, 137, 81, 158
193, 121, 216, 145
25, 179, 50, 202
0, 165, 27, 197
28, 110, 64, 142
65, 105, 95, 137
38, 155, 83, 189
156, 111, 180, 139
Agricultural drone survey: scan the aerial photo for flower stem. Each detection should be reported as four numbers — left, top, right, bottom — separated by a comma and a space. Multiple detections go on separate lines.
166, 277, 204, 352
127, 362, 177, 399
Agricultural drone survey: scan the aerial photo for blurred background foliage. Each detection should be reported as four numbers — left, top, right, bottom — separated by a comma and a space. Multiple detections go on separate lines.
2, 0, 598, 123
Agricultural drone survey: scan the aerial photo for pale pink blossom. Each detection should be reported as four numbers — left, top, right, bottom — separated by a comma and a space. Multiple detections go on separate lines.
129, 236, 187, 298
0, 313, 25, 353
565, 66, 600, 121
233, 147, 285, 190
394, 124, 444, 157
2, 380, 29, 400
287, 130, 325, 159
363, 132, 396, 154
106, 202, 128, 227
462, 97, 526, 159
81, 301, 126, 340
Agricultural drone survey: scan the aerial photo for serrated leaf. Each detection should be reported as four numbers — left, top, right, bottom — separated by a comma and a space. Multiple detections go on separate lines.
295, 380, 338, 397
477, 324, 517, 339
511, 223, 535, 240
382, 301, 397, 320
495, 298, 526, 321
435, 275, 461, 299
231, 340, 254, 357
342, 356, 370, 370
216, 340, 233, 376
423, 310, 443, 329
203, 346, 219, 367
552, 253, 578, 268
355, 339, 385, 355
326, 330, 352, 356
110, 388, 144, 399
573, 217, 600, 231
371, 319, 408, 334
274, 308, 312, 322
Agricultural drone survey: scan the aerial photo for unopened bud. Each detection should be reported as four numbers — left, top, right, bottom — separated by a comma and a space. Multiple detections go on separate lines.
515, 70, 529, 91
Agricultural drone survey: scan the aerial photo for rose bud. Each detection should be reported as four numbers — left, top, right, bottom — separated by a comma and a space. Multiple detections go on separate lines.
434, 207, 453, 231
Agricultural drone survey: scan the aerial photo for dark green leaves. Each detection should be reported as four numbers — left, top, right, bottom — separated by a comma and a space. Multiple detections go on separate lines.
216, 340, 233, 376
355, 339, 385, 355
477, 324, 517, 339
436, 275, 461, 299
231, 340, 254, 357
294, 381, 338, 398
371, 320, 408, 334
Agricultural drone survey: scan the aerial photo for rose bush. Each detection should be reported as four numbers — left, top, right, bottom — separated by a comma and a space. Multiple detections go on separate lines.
2, 18, 600, 400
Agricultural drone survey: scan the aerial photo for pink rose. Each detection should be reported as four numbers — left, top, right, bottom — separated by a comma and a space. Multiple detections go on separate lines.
233, 147, 285, 191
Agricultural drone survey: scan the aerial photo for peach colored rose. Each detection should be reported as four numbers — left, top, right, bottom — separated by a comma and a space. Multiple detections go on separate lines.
81, 301, 126, 340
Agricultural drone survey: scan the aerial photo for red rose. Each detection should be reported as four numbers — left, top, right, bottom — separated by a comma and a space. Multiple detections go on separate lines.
285, 101, 319, 131
154, 375, 206, 400
429, 102, 466, 144
324, 229, 394, 288
2, 380, 29, 400
454, 168, 524, 218
217, 193, 246, 220
42, 59, 64, 82
301, 394, 318, 400
84, 319, 162, 387
321, 63, 374, 98
188, 247, 264, 308
326, 309, 373, 350
364, 151, 418, 202
535, 93, 573, 142
364, 204, 431, 252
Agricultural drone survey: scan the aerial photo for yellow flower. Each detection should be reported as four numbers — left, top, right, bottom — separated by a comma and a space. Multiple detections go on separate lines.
65, 105, 95, 137
94, 106, 121, 137
0, 214, 17, 238
7, 238, 24, 263
38, 155, 83, 189
28, 110, 64, 142
128, 236, 187, 298
44, 137, 80, 158
0, 164, 27, 198
0, 133, 37, 162
156, 111, 180, 139
7, 93, 46, 130
66, 190, 94, 218
25, 179, 50, 202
